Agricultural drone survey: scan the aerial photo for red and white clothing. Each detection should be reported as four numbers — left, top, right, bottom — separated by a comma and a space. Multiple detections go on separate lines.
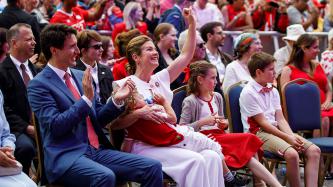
320, 50, 333, 80
239, 80, 280, 133
50, 7, 89, 31
114, 69, 224, 187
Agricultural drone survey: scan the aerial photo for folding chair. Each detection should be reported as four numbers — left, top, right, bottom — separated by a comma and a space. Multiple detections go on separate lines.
172, 85, 187, 123
281, 78, 333, 187
224, 81, 286, 184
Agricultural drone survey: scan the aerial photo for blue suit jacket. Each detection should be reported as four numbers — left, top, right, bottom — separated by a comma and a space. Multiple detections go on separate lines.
160, 6, 185, 37
27, 66, 124, 183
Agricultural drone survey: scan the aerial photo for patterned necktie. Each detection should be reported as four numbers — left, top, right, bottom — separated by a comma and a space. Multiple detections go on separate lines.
260, 86, 273, 94
63, 72, 99, 149
20, 64, 31, 86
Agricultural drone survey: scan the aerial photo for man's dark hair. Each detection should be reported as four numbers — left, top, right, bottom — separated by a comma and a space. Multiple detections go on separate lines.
40, 24, 77, 61
200, 22, 223, 43
7, 0, 18, 6
248, 52, 275, 78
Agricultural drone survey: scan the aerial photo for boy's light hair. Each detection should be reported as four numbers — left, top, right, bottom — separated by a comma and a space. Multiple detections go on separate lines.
248, 52, 275, 78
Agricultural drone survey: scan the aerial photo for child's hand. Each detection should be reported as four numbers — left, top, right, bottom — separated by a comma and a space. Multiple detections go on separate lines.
153, 93, 166, 105
217, 119, 229, 130
286, 135, 304, 153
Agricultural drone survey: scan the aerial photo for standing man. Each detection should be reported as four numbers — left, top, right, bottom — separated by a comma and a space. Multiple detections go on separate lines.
0, 23, 37, 175
200, 21, 233, 83
75, 30, 114, 105
27, 24, 163, 187
287, 0, 319, 31
0, 0, 41, 53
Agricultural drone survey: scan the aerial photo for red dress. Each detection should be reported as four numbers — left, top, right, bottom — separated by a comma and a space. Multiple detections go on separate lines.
112, 58, 128, 80
199, 96, 263, 169
289, 65, 333, 117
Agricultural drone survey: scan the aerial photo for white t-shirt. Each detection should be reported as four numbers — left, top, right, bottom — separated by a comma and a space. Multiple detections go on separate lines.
239, 80, 281, 133
114, 69, 173, 104
193, 2, 225, 29
274, 45, 292, 78
222, 60, 252, 92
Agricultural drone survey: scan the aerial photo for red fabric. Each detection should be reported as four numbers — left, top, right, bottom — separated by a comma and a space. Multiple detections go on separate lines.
111, 22, 148, 42
50, 7, 89, 31
247, 117, 260, 134
183, 66, 190, 83
200, 129, 263, 168
63, 73, 99, 148
252, 8, 288, 32
226, 5, 246, 28
112, 58, 128, 80
289, 65, 333, 117
126, 119, 184, 146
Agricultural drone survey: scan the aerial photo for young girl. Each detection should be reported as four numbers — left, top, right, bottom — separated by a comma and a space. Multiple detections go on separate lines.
122, 88, 250, 186
180, 61, 282, 187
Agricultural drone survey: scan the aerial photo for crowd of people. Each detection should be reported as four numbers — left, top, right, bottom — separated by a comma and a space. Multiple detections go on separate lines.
0, 0, 333, 187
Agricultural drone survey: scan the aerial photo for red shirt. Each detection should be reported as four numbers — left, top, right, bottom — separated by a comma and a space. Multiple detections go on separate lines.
112, 57, 128, 81
50, 7, 89, 31
226, 5, 246, 28
111, 22, 148, 42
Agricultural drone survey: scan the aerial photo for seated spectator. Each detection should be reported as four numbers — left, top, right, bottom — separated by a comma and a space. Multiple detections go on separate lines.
323, 0, 333, 32
221, 0, 253, 31
222, 33, 262, 91
0, 23, 38, 175
320, 29, 333, 80
240, 52, 321, 187
38, 0, 56, 21
281, 34, 333, 138
180, 61, 282, 187
100, 35, 116, 69
274, 24, 305, 77
50, 0, 107, 31
193, 0, 225, 29
153, 23, 182, 89
0, 27, 8, 63
0, 0, 41, 53
200, 21, 233, 83
27, 24, 163, 187
140, 0, 161, 34
159, 0, 195, 37
111, 10, 225, 187
0, 90, 37, 187
24, 0, 49, 29
74, 30, 114, 105
251, 0, 288, 33
111, 2, 147, 42
287, 0, 319, 32
112, 29, 142, 80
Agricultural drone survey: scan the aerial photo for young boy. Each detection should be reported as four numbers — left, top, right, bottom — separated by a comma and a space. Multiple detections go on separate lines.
239, 52, 321, 187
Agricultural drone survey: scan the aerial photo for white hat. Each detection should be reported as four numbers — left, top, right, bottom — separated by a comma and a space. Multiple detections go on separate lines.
283, 24, 306, 41
328, 29, 333, 41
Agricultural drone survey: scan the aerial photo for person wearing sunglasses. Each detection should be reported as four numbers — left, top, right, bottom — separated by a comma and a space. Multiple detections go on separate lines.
74, 29, 114, 105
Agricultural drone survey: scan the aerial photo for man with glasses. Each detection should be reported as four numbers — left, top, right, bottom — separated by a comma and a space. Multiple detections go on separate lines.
287, 0, 319, 31
74, 30, 114, 105
200, 22, 232, 83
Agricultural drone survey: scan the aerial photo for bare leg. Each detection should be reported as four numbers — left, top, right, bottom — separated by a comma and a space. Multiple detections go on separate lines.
304, 145, 321, 187
246, 157, 282, 187
284, 148, 301, 187
314, 117, 329, 137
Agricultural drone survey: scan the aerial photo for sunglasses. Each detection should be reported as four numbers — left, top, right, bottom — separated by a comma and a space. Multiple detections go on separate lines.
197, 43, 205, 49
89, 44, 103, 50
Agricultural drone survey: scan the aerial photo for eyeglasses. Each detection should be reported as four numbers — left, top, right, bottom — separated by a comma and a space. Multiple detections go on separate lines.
88, 44, 103, 50
214, 31, 224, 35
197, 43, 205, 49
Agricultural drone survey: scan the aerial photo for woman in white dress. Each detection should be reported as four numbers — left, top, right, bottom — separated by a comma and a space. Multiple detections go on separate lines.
222, 33, 262, 91
111, 9, 224, 187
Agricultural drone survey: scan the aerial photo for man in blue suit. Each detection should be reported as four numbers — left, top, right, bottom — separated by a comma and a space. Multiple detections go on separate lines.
27, 24, 163, 187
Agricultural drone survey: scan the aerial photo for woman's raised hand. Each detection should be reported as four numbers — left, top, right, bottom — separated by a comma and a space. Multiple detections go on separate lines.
183, 7, 195, 27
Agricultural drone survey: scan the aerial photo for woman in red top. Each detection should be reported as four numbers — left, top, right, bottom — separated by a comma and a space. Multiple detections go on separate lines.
111, 2, 147, 42
221, 0, 253, 31
280, 34, 333, 138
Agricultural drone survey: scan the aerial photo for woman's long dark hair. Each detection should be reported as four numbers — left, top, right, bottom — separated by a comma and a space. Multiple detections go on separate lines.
287, 34, 318, 72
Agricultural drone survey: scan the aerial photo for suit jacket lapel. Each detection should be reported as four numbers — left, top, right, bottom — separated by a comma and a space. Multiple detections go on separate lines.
43, 66, 77, 103
3, 57, 27, 90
